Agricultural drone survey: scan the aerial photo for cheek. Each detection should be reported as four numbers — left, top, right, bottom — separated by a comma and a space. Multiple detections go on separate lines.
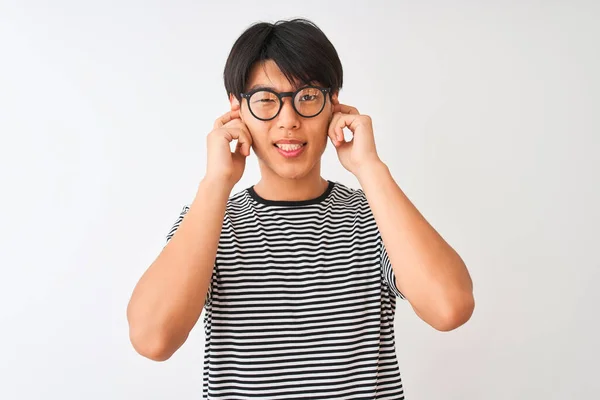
246, 124, 271, 151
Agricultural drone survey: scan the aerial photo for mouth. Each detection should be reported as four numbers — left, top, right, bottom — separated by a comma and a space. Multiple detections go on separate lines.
273, 142, 307, 158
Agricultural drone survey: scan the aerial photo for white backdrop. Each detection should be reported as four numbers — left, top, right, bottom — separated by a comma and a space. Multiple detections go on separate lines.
1, 1, 598, 399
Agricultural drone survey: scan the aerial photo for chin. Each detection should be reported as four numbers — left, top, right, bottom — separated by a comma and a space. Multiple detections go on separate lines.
272, 165, 312, 180
259, 157, 316, 180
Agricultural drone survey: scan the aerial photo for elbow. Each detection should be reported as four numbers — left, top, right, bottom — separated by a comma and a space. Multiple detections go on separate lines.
432, 292, 475, 332
129, 325, 175, 362
127, 304, 177, 362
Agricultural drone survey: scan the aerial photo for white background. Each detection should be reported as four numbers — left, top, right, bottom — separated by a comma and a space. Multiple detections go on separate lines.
1, 1, 599, 399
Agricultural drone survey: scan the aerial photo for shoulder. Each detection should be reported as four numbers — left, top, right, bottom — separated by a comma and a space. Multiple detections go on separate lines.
228, 186, 252, 207
175, 204, 190, 217
329, 182, 377, 231
329, 181, 369, 209
174, 186, 250, 223
222, 186, 254, 222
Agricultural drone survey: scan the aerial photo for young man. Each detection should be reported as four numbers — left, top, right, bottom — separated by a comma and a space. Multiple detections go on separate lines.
127, 18, 474, 399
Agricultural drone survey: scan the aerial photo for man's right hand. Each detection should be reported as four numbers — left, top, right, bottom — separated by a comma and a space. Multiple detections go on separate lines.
205, 109, 253, 188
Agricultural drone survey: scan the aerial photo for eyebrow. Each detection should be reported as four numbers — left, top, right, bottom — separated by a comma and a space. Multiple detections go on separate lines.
247, 84, 276, 92
246, 83, 309, 93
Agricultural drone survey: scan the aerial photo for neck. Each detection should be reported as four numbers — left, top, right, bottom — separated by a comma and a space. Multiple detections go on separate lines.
253, 161, 328, 202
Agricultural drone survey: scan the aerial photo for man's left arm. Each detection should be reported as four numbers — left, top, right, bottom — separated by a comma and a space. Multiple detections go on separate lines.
357, 161, 475, 331
328, 102, 475, 331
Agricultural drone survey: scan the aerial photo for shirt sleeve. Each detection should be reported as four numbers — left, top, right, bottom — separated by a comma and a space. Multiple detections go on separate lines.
379, 234, 406, 299
165, 205, 190, 245
164, 205, 214, 309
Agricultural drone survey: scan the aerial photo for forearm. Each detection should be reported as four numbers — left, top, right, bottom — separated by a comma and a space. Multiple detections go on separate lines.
357, 161, 474, 330
127, 178, 232, 360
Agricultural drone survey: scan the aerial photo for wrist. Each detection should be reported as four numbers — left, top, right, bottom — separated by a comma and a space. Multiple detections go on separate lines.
355, 160, 389, 183
198, 176, 234, 197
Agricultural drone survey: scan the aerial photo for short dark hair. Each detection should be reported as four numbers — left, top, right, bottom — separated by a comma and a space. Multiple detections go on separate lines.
223, 18, 343, 102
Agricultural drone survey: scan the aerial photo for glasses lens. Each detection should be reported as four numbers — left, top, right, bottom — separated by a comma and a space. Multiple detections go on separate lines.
294, 87, 325, 117
249, 90, 280, 120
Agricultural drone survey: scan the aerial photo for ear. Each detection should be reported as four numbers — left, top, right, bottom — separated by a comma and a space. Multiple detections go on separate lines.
229, 93, 245, 122
229, 93, 241, 111
330, 91, 339, 106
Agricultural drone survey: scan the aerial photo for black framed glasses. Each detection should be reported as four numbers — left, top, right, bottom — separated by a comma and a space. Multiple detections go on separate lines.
240, 85, 331, 121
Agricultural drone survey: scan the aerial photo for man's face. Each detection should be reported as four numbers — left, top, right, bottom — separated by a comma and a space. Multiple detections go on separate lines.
230, 60, 338, 180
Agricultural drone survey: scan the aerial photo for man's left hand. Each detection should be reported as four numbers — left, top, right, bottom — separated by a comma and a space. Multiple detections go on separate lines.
328, 102, 383, 177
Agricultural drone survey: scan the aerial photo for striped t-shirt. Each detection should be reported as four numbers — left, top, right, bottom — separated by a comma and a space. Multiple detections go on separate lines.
165, 179, 406, 399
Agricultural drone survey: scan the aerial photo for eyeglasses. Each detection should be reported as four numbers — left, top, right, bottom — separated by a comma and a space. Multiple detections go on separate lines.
240, 85, 331, 121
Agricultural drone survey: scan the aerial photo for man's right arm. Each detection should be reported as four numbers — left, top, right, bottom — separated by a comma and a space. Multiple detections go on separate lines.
126, 178, 232, 361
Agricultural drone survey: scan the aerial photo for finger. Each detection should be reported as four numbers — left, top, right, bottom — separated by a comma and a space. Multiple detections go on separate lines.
232, 148, 246, 165
231, 139, 248, 164
229, 119, 253, 154
333, 113, 360, 143
331, 113, 354, 144
234, 140, 246, 158
223, 127, 247, 157
333, 103, 359, 115
328, 112, 344, 146
224, 121, 253, 157
213, 110, 240, 129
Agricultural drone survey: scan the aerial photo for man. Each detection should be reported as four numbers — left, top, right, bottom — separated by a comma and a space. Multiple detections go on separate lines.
127, 18, 474, 399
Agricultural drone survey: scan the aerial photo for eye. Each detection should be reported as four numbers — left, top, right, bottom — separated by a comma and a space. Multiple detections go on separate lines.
300, 95, 317, 102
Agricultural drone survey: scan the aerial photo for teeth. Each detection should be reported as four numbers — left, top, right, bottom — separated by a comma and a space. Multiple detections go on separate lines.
276, 143, 303, 151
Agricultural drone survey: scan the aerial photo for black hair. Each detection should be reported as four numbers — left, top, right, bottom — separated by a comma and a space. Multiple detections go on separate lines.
223, 18, 343, 102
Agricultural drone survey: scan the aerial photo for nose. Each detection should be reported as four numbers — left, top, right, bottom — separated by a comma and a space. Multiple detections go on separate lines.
277, 96, 300, 130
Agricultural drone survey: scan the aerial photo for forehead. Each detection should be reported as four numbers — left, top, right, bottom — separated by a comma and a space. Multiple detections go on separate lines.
246, 60, 316, 92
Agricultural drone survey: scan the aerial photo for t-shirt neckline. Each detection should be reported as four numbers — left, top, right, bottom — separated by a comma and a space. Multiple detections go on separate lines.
247, 180, 335, 206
